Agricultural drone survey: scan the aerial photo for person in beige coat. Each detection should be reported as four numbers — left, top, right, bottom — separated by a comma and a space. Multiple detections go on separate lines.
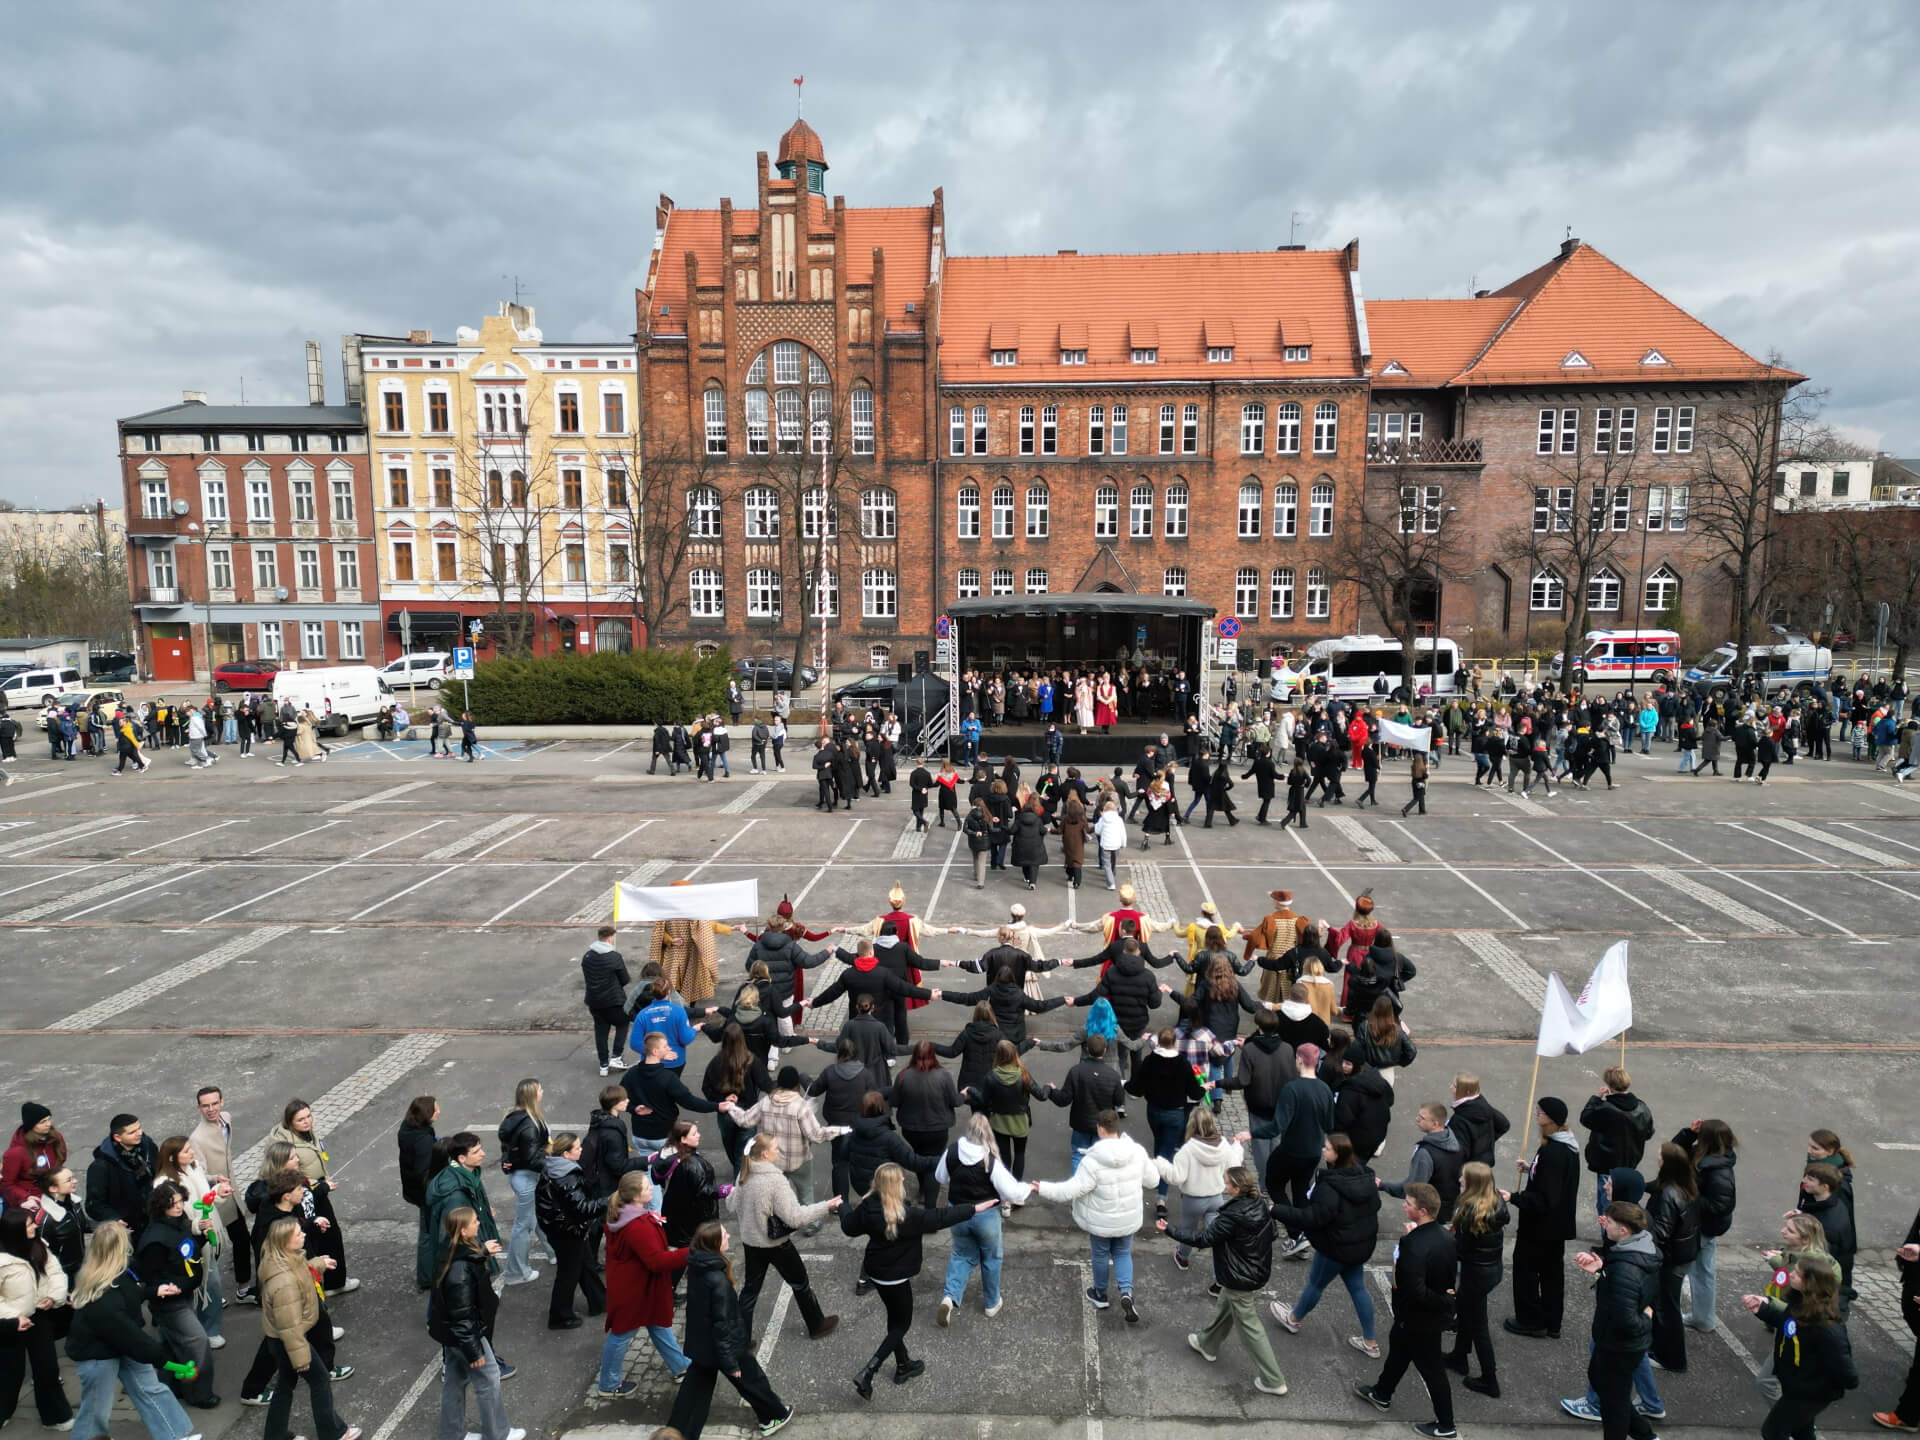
189, 1085, 252, 1299
257, 1215, 358, 1440
267, 1100, 356, 1296
0, 1209, 73, 1429
725, 1134, 841, 1339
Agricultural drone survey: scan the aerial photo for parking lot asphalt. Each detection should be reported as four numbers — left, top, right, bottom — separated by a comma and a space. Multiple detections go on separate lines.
2, 734, 1916, 1440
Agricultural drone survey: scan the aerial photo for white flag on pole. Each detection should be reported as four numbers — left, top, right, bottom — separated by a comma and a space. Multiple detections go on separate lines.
613, 878, 760, 923
1535, 940, 1633, 1057
1377, 717, 1434, 752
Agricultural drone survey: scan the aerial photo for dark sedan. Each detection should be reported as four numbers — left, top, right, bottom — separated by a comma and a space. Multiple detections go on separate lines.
732, 656, 820, 691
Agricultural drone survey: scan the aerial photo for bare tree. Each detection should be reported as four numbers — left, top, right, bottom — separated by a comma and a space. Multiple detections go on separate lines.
0, 527, 130, 646
1500, 443, 1641, 682
1327, 472, 1471, 695
597, 432, 713, 645
746, 441, 869, 684
1683, 371, 1836, 677
1774, 506, 1920, 683
444, 427, 567, 657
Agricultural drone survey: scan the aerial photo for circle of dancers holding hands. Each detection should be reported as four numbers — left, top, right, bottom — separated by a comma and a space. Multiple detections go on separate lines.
5, 883, 1916, 1440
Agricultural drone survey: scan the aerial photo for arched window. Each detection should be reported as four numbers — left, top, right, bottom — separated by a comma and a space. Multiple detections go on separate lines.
1309, 481, 1334, 536
1305, 567, 1330, 619
990, 567, 1014, 596
746, 567, 782, 618
1271, 567, 1295, 619
687, 486, 721, 539
850, 386, 875, 454
1274, 402, 1302, 454
1531, 568, 1566, 612
594, 618, 633, 654
744, 339, 830, 456
957, 484, 980, 539
956, 568, 981, 599
1241, 403, 1266, 455
1025, 568, 1048, 594
1162, 566, 1187, 596
991, 482, 1015, 539
1644, 565, 1681, 613
1237, 483, 1261, 538
1273, 482, 1298, 537
1094, 483, 1118, 539
1164, 482, 1189, 537
1235, 567, 1259, 617
743, 485, 779, 539
689, 567, 723, 617
1129, 483, 1153, 538
808, 387, 831, 453
1312, 401, 1339, 455
810, 570, 839, 617
1587, 567, 1622, 612
861, 488, 897, 539
1026, 484, 1050, 539
508, 470, 527, 507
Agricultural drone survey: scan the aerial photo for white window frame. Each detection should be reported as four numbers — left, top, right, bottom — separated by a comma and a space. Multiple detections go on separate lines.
1162, 566, 1187, 597
252, 546, 279, 590
201, 475, 228, 521
1159, 404, 1176, 454
956, 568, 981, 599
295, 546, 322, 590
258, 621, 283, 660
1024, 567, 1048, 595
990, 349, 1018, 367
1312, 401, 1339, 455
1644, 566, 1680, 612
949, 406, 965, 456
1305, 567, 1330, 619
851, 387, 874, 454
1019, 405, 1035, 455
1094, 484, 1118, 540
862, 488, 898, 540
744, 486, 780, 540
972, 405, 989, 456
1241, 403, 1265, 456
704, 387, 728, 454
1530, 568, 1565, 612
1129, 483, 1153, 538
1273, 482, 1297, 537
1674, 406, 1694, 452
956, 484, 980, 540
1165, 482, 1189, 538
301, 620, 327, 660
1594, 407, 1614, 454
1309, 481, 1334, 537
330, 477, 355, 522
1668, 485, 1689, 531
747, 567, 782, 619
208, 545, 233, 591
1207, 346, 1234, 363
1270, 567, 1295, 619
1651, 406, 1673, 453
810, 570, 840, 618
1060, 349, 1087, 366
801, 487, 837, 539
1237, 483, 1261, 538
687, 486, 722, 539
1284, 345, 1311, 363
1234, 566, 1259, 618
246, 476, 273, 523
1269, 401, 1297, 455
1538, 408, 1557, 455
1587, 568, 1622, 613
861, 569, 897, 619
1025, 484, 1049, 539
1182, 403, 1199, 454
1088, 404, 1106, 456
1111, 404, 1128, 456
339, 621, 364, 660
990, 567, 1014, 597
148, 545, 176, 589
690, 567, 724, 618
1131, 347, 1157, 364
1041, 405, 1057, 455
1559, 408, 1578, 455
1616, 406, 1637, 452
991, 483, 1015, 540
809, 387, 832, 454
334, 546, 359, 590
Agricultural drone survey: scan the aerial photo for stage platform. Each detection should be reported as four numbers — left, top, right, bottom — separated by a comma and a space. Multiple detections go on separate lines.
939, 718, 1195, 768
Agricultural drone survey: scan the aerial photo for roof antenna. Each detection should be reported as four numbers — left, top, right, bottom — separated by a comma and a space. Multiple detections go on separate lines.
502, 273, 531, 306
1289, 210, 1306, 246
1564, 225, 1572, 242
793, 74, 804, 116
1468, 273, 1477, 298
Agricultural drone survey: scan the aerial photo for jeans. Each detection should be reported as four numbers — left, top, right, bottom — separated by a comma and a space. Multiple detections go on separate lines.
1291, 1250, 1377, 1340
942, 1209, 1004, 1310
439, 1338, 509, 1440
1088, 1233, 1133, 1298
1147, 1106, 1186, 1199
1684, 1235, 1719, 1328
1099, 847, 1119, 889
74, 1358, 190, 1440
1175, 1191, 1224, 1263
1070, 1128, 1096, 1171
598, 1326, 688, 1390
1583, 1341, 1662, 1412
504, 1166, 546, 1282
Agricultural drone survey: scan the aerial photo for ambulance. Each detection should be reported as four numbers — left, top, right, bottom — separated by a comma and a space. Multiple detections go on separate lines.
1283, 634, 1462, 702
1547, 629, 1682, 686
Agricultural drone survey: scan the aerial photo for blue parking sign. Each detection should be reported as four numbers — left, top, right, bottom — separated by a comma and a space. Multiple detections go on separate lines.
451, 647, 475, 680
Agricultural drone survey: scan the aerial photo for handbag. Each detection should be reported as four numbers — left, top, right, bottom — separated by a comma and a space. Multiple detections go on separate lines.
764, 1210, 794, 1241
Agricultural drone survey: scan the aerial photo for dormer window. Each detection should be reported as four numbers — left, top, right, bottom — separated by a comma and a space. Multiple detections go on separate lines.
1561, 350, 1591, 368
990, 349, 1018, 366
1640, 348, 1669, 366
1380, 360, 1408, 376
1060, 349, 1087, 366
1284, 346, 1311, 363
1207, 347, 1234, 363
1131, 348, 1157, 365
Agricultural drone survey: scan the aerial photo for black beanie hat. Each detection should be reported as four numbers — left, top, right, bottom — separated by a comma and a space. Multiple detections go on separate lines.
20, 1102, 51, 1130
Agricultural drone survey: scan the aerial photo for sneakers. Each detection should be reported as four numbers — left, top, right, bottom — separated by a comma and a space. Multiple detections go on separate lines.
1253, 1378, 1288, 1396
983, 1298, 1004, 1319
1206, 1282, 1222, 1299
335, 1278, 360, 1294
1348, 1336, 1381, 1358
1413, 1425, 1458, 1438
1269, 1300, 1301, 1334
495, 1362, 517, 1381
1636, 1400, 1667, 1419
1873, 1412, 1920, 1431
598, 1066, 610, 1077
1172, 1252, 1190, 1272
607, 1056, 628, 1069
595, 1381, 639, 1398
761, 1408, 796, 1436
340, 1428, 363, 1440
241, 1392, 273, 1407
1187, 1332, 1218, 1362
329, 1366, 353, 1382
1119, 1293, 1139, 1324
937, 1296, 955, 1327
1280, 1236, 1313, 1260
1352, 1382, 1391, 1411
207, 1335, 227, 1350
1560, 1398, 1603, 1422
1084, 1287, 1110, 1310
503, 1269, 542, 1285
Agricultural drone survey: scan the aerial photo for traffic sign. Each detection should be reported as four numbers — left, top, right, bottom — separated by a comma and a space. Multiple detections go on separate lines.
1218, 639, 1239, 666
468, 619, 484, 636
397, 608, 413, 648
451, 646, 475, 680
935, 615, 952, 639
1217, 617, 1241, 640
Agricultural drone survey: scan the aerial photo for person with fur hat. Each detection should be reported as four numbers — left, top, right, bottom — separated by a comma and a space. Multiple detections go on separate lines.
2, 1104, 66, 1208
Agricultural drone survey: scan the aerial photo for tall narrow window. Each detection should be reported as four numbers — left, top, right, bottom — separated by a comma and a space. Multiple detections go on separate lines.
1538, 408, 1557, 455
1305, 567, 1330, 619
247, 476, 272, 522
1019, 405, 1035, 455
1530, 568, 1565, 611
1235, 567, 1259, 618
1309, 481, 1334, 537
704, 387, 727, 454
557, 391, 581, 433
1088, 405, 1106, 456
949, 406, 966, 456
434, 540, 457, 582
1164, 482, 1188, 537
1129, 483, 1152, 538
291, 476, 315, 521
1312, 401, 1339, 454
744, 389, 768, 454
956, 568, 981, 599
201, 476, 228, 521
1159, 404, 1176, 454
811, 570, 839, 617
850, 387, 874, 454
142, 477, 170, 519
956, 484, 980, 539
1616, 407, 1637, 452
382, 391, 405, 432
602, 390, 625, 434
690, 568, 723, 618
1644, 566, 1680, 612
744, 486, 779, 539
335, 546, 360, 589
1594, 407, 1614, 454
991, 483, 1015, 539
1559, 408, 1578, 455
1273, 483, 1297, 537
302, 621, 327, 660
1674, 406, 1695, 452
862, 488, 898, 539
295, 547, 321, 589
1646, 485, 1667, 532
1094, 484, 1118, 539
330, 478, 354, 522
1668, 486, 1689, 531
387, 468, 410, 508
560, 468, 583, 508
340, 622, 364, 660
564, 541, 587, 583
687, 487, 721, 539
1182, 403, 1199, 454
775, 387, 803, 450
432, 467, 454, 508
809, 387, 831, 453
1025, 484, 1049, 539
972, 405, 988, 455
1237, 483, 1261, 538
1241, 403, 1265, 455
1111, 404, 1128, 456
1651, 406, 1673, 453
1275, 402, 1301, 455
1587, 568, 1621, 612
1041, 405, 1057, 455
208, 546, 233, 590
1270, 567, 1294, 619
427, 391, 450, 432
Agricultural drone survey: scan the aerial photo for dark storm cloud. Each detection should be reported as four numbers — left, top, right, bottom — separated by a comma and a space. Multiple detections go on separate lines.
4, 0, 1915, 504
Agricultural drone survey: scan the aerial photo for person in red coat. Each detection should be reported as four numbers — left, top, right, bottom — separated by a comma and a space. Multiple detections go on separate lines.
596, 1170, 689, 1397
1348, 712, 1370, 770
1, 1102, 66, 1207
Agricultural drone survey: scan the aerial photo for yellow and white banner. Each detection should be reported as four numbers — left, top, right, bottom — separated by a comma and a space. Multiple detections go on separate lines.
613, 878, 760, 923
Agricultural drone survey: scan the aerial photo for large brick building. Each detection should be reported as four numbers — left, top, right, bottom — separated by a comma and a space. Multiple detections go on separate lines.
629, 125, 1794, 673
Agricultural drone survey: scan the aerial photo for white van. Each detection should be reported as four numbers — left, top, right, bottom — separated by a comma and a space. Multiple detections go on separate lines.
1684, 639, 1833, 699
1290, 635, 1461, 702
0, 667, 84, 710
379, 651, 450, 689
270, 665, 394, 736
1548, 629, 1682, 685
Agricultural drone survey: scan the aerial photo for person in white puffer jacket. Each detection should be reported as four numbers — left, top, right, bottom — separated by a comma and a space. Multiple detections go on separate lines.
1155, 1109, 1246, 1274
1030, 1109, 1157, 1323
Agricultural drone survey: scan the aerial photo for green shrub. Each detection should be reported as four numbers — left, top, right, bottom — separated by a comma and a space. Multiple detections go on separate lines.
456, 646, 731, 725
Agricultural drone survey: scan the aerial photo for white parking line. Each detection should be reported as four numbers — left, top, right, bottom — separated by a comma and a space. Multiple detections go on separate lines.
123, 818, 247, 857
1770, 816, 1914, 867
719, 779, 778, 814
1502, 822, 1709, 942
481, 863, 587, 926
49, 926, 296, 1029
348, 865, 461, 920
0, 862, 112, 899
1835, 821, 1920, 856
324, 780, 433, 815
247, 820, 346, 854
1326, 814, 1401, 864
789, 820, 865, 910
423, 813, 535, 860
0, 818, 139, 857
1173, 823, 1217, 909
1285, 827, 1353, 908
682, 820, 760, 879
1634, 864, 1789, 934
198, 820, 452, 922
1456, 931, 1546, 1008
923, 830, 963, 922
0, 782, 94, 806
471, 818, 553, 858
1389, 820, 1530, 930
4, 862, 195, 923
1613, 821, 1879, 942
591, 819, 658, 859
586, 740, 637, 763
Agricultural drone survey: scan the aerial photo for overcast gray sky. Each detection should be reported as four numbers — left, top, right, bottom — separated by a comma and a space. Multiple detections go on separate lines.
5, 0, 1916, 507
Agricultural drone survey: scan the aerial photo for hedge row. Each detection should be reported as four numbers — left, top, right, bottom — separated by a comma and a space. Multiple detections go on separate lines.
455, 647, 732, 725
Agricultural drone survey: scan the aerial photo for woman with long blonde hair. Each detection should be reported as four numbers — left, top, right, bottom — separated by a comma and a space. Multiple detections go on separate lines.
67, 1222, 194, 1440
840, 1163, 995, 1399
933, 1114, 1029, 1326
727, 1132, 840, 1341
497, 1077, 550, 1286
257, 1215, 358, 1440
1448, 1161, 1511, 1395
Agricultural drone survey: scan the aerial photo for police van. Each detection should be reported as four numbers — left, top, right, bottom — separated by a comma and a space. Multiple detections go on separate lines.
1548, 629, 1682, 686
1683, 638, 1833, 699
1281, 634, 1462, 702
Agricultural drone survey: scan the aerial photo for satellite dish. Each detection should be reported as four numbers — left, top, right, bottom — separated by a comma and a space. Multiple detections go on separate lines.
275, 587, 290, 601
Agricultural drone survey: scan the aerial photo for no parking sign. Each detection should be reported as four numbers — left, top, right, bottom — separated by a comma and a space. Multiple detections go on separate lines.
1218, 617, 1241, 640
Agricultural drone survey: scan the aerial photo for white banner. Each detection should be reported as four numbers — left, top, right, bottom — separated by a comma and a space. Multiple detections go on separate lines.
613, 878, 760, 923
1535, 940, 1634, 1057
1377, 717, 1435, 751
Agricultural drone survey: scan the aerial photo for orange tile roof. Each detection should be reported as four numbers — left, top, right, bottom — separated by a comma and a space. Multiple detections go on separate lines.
940, 250, 1363, 383
778, 118, 825, 167
843, 207, 934, 319
1366, 298, 1521, 388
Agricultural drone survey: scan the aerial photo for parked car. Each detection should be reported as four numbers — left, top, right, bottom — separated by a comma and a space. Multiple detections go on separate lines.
270, 665, 393, 736
87, 651, 139, 683
380, 651, 451, 689
36, 690, 129, 729
212, 660, 280, 693
832, 674, 898, 707
0, 667, 85, 710
732, 656, 819, 691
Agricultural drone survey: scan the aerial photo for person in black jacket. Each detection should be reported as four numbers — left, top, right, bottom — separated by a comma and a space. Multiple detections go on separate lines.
841, 1164, 991, 1400
620, 1033, 732, 1150
1354, 1183, 1457, 1437
83, 1115, 157, 1244
1048, 1039, 1129, 1164
1205, 759, 1238, 827
1157, 1165, 1286, 1393
1580, 1066, 1655, 1214
1645, 1142, 1702, 1373
938, 969, 1068, 1051
1269, 1132, 1381, 1352
801, 941, 935, 1038
1332, 1055, 1395, 1166
1446, 1075, 1510, 1167
396, 1096, 437, 1214
654, 1121, 719, 1254
1242, 747, 1279, 824
1577, 1201, 1662, 1440
1869, 1200, 1919, 1432
930, 1004, 1012, 1094
887, 1044, 964, 1206
1503, 1097, 1580, 1339
581, 925, 632, 1075
649, 721, 674, 775
847, 1095, 939, 1199
1743, 1252, 1858, 1440
1673, 1118, 1737, 1334
135, 1183, 217, 1407
1447, 1163, 1511, 1397
812, 995, 897, 1093
498, 1082, 551, 1287
65, 1223, 195, 1440
1795, 1165, 1856, 1302
1008, 802, 1048, 888
536, 1133, 606, 1329
1073, 943, 1173, 1080
428, 1207, 512, 1440
666, 1224, 792, 1437
579, 1089, 640, 1200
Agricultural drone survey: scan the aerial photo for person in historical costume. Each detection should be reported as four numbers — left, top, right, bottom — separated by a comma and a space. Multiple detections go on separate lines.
648, 880, 734, 1007
1243, 889, 1314, 1003
1176, 900, 1247, 995
1074, 677, 1096, 733
1094, 673, 1119, 732
1328, 890, 1382, 969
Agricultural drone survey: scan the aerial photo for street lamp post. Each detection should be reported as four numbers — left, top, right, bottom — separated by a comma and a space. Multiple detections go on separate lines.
184, 520, 224, 699
1628, 503, 1653, 691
